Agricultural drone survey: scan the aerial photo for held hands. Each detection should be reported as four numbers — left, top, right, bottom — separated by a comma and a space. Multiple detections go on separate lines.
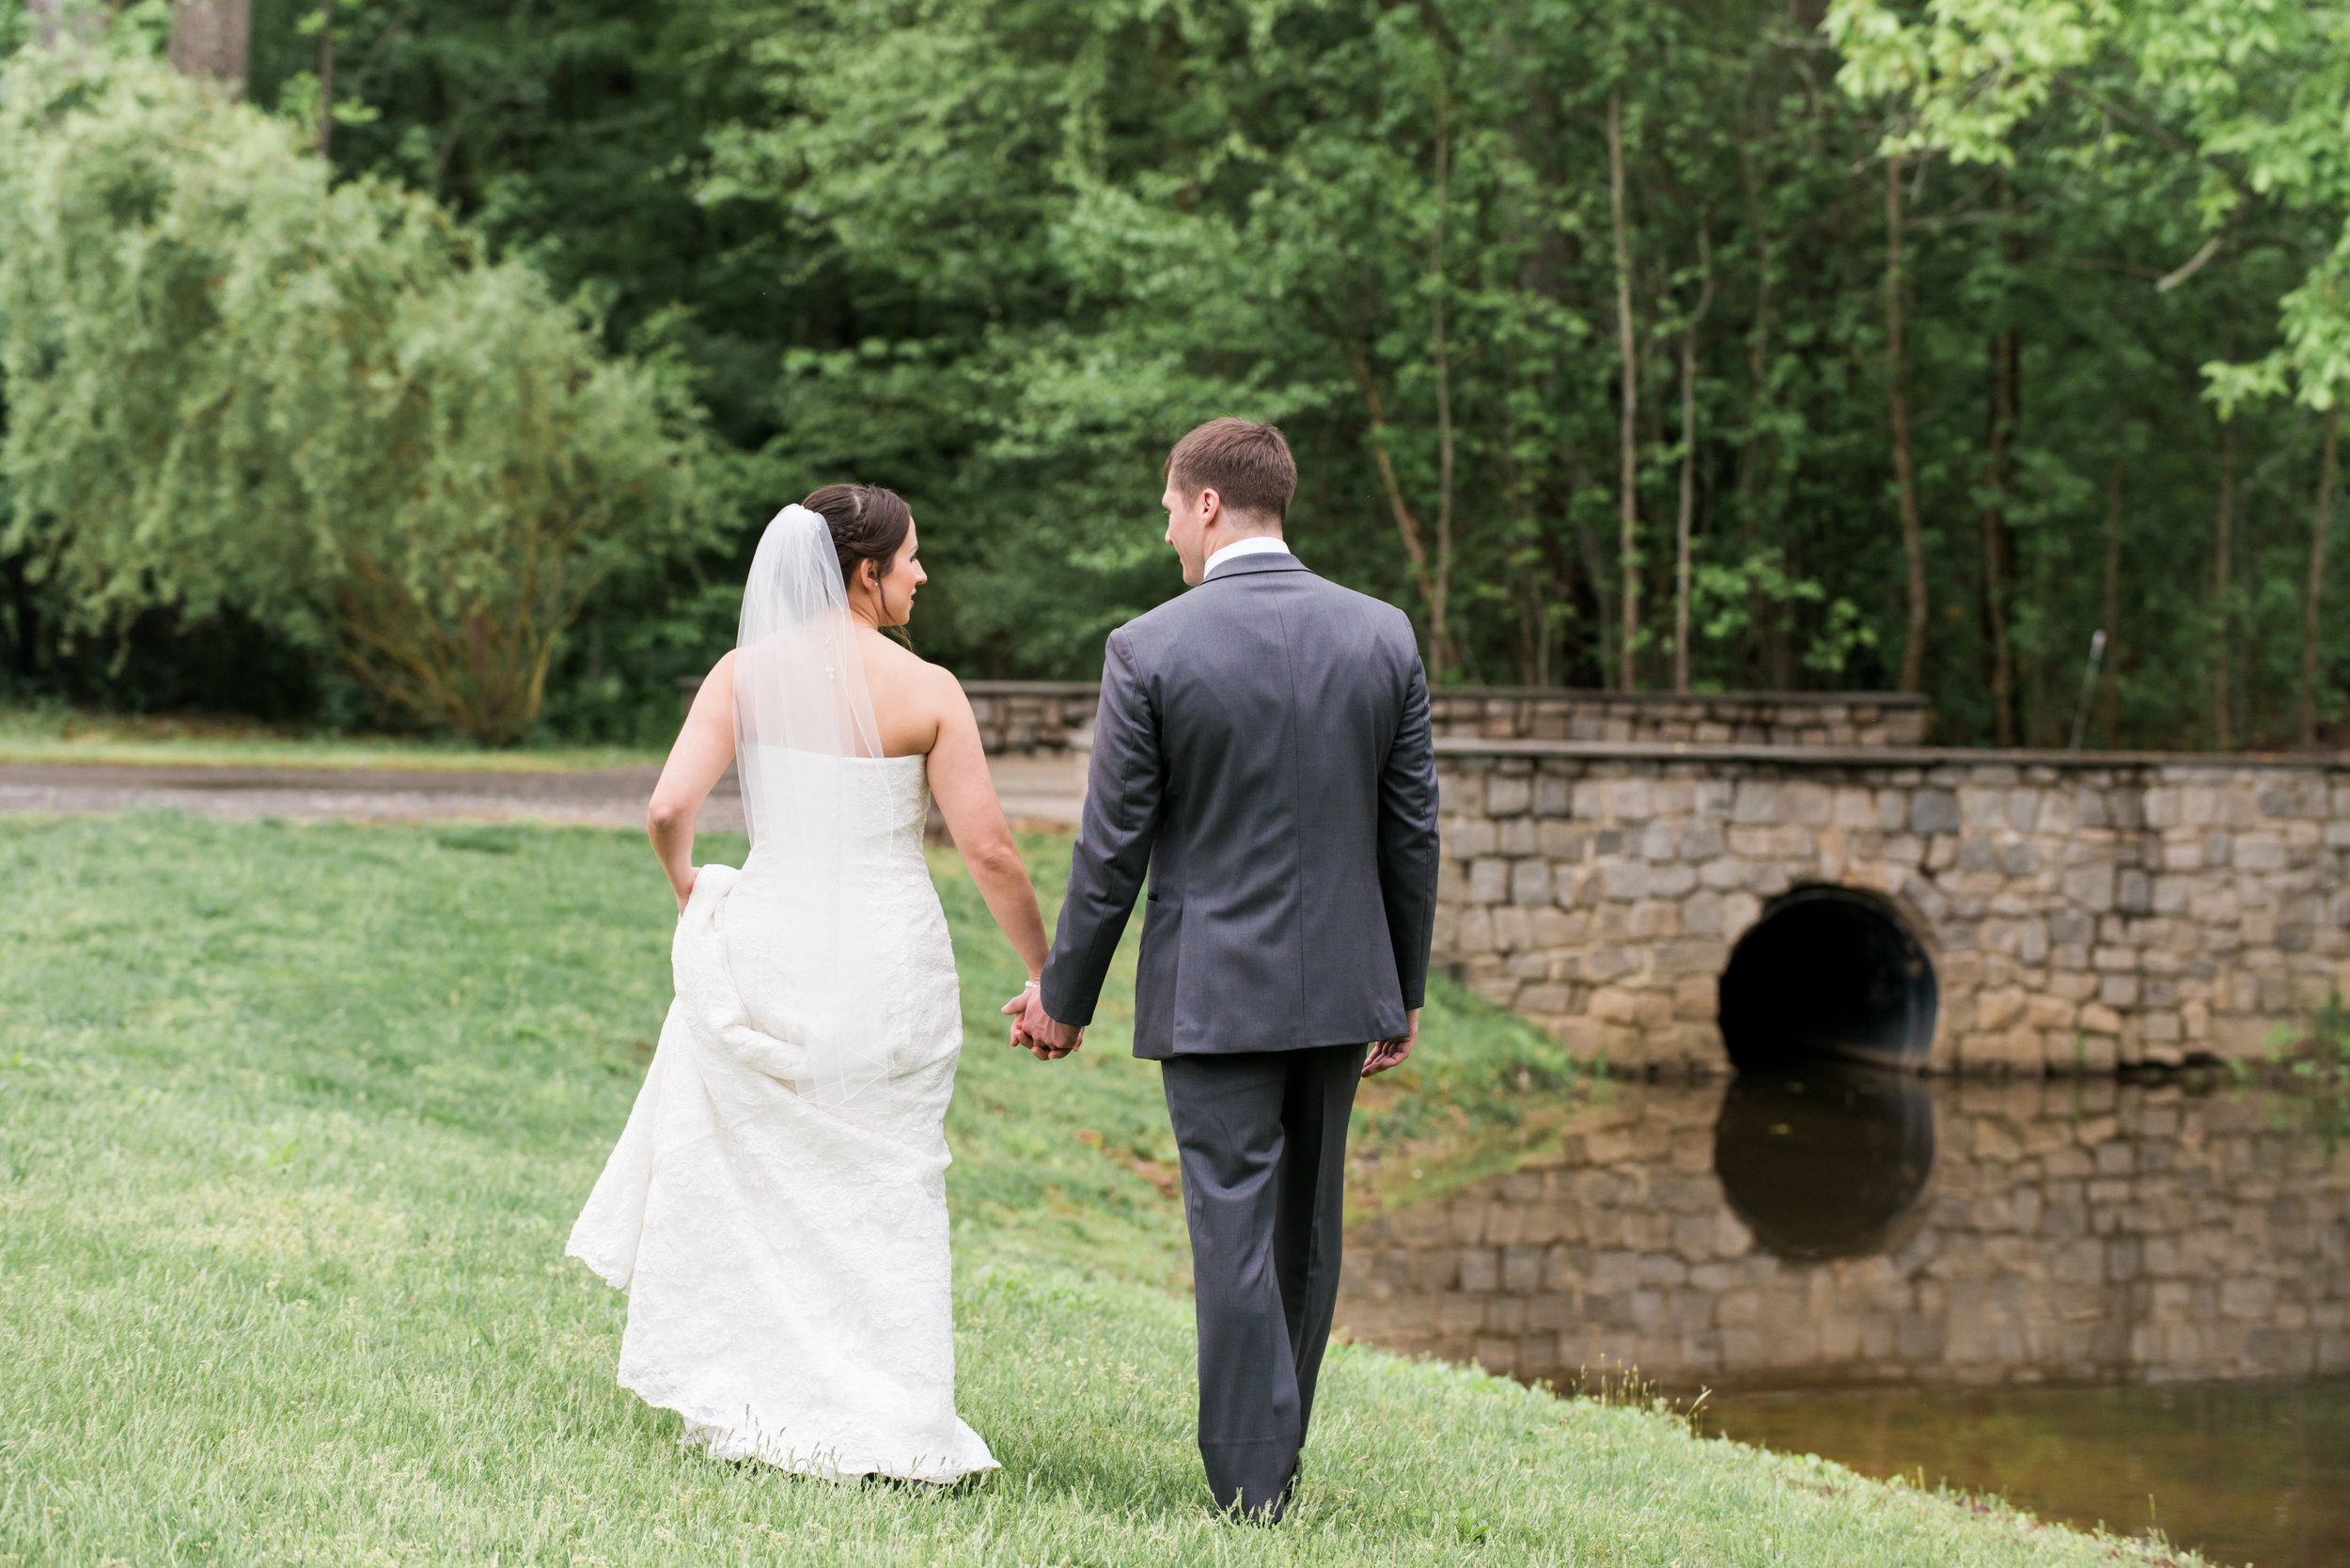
1001, 981, 1083, 1060
997, 983, 1409, 1072
1361, 1008, 1420, 1078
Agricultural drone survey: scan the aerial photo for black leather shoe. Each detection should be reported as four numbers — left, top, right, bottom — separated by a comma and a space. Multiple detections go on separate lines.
1261, 1458, 1302, 1525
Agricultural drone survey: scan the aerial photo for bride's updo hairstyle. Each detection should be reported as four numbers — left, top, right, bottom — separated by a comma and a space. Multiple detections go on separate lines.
804, 483, 914, 589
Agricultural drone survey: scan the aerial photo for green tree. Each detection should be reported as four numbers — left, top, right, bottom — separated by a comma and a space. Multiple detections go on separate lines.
13, 0, 2349, 750
0, 39, 717, 742
1829, 0, 2350, 742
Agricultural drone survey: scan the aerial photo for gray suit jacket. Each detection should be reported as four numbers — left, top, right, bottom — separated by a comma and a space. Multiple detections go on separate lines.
1040, 552, 1440, 1058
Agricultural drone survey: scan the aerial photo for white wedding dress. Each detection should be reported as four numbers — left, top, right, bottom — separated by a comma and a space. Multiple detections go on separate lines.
567, 504, 996, 1484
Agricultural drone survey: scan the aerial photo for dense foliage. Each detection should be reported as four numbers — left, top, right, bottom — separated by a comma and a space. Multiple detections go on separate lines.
5, 0, 2347, 746
0, 30, 716, 741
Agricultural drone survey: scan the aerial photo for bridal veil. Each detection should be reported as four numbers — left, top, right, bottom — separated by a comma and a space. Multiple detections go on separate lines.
731, 503, 892, 1116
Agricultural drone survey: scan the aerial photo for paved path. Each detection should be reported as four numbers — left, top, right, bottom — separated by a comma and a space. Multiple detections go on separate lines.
0, 753, 1089, 833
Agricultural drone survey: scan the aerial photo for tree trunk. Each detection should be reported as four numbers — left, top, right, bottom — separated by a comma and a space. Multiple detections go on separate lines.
2301, 403, 2340, 747
1608, 89, 1640, 691
1429, 107, 1456, 682
166, 0, 252, 97
1673, 230, 1714, 694
2027, 546, 2050, 744
1981, 328, 2021, 745
1887, 159, 1928, 693
2100, 451, 2123, 747
2214, 415, 2234, 748
1566, 448, 1617, 683
318, 0, 337, 157
1356, 370, 1458, 675
1737, 147, 1774, 688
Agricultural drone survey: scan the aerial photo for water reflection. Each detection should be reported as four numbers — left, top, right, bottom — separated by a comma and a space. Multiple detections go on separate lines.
1338, 1075, 2350, 1567
1714, 1070, 1935, 1261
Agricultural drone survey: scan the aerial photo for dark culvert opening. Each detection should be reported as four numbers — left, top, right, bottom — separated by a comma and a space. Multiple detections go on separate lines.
1717, 886, 1937, 1074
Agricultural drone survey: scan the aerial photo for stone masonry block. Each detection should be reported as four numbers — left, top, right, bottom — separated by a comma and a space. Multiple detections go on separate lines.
1607, 780, 1654, 822
1731, 782, 1781, 824
2062, 863, 2116, 912
1911, 789, 1961, 835
1538, 821, 1588, 857
1960, 788, 2009, 829
1530, 905, 1587, 947
1784, 783, 1834, 825
1602, 860, 1652, 902
1649, 865, 1696, 900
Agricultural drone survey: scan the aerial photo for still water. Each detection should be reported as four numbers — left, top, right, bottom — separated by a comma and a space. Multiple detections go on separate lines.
1336, 1074, 2350, 1567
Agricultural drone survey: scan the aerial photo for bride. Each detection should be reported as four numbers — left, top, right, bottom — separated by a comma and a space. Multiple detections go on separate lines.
567, 485, 1059, 1483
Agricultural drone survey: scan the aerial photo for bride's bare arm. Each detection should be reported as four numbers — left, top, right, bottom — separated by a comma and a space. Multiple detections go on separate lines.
648, 651, 737, 910
926, 673, 1050, 979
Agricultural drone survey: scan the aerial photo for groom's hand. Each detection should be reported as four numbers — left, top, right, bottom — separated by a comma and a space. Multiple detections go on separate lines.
1016, 990, 1084, 1060
1362, 1009, 1420, 1078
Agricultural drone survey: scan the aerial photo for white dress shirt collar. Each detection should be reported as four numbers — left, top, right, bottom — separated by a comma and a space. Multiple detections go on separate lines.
1202, 534, 1296, 577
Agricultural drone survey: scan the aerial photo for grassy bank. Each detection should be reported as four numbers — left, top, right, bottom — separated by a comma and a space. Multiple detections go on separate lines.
0, 814, 2208, 1564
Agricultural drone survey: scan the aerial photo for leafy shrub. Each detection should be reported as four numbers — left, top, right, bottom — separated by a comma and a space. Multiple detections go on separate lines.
0, 40, 718, 743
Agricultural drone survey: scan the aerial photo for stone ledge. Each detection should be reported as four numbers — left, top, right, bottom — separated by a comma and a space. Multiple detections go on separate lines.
1434, 738, 2350, 774
957, 680, 1104, 697
1434, 685, 1932, 709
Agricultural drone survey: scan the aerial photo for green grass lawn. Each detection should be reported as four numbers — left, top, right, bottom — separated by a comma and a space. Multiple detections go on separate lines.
0, 814, 2210, 1565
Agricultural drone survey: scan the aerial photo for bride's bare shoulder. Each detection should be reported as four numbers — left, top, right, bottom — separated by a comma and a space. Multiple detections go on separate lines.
859, 631, 966, 710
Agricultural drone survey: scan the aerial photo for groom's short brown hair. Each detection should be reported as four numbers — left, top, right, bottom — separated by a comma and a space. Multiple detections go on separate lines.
1165, 418, 1296, 525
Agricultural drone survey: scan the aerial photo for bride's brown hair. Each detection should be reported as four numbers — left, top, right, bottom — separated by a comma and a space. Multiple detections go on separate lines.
803, 484, 914, 589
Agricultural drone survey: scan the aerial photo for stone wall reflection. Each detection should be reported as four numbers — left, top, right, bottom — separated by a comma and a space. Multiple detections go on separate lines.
1337, 1080, 2350, 1389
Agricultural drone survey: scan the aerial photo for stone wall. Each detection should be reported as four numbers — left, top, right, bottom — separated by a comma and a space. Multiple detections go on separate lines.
962, 682, 1102, 756
950, 682, 1927, 755
1429, 689, 1929, 748
1434, 743, 2350, 1073
1338, 1079, 2350, 1391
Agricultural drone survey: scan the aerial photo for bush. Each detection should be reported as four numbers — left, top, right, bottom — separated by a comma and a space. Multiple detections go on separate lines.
0, 39, 719, 744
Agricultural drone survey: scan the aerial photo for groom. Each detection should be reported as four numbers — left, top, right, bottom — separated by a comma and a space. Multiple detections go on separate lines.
1011, 417, 1440, 1520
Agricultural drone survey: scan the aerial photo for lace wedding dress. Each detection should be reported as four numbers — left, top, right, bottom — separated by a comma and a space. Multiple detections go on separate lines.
567, 505, 996, 1484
